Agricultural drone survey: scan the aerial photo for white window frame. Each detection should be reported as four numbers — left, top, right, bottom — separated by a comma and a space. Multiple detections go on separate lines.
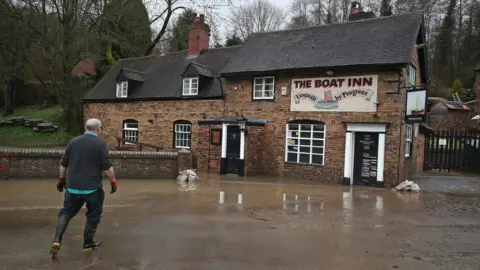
405, 124, 413, 157
408, 65, 416, 86
253, 76, 275, 100
123, 120, 138, 145
285, 122, 325, 166
116, 81, 128, 98
183, 77, 199, 96
174, 122, 192, 149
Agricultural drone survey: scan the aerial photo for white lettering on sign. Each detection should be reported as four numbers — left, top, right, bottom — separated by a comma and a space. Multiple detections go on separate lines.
291, 75, 378, 112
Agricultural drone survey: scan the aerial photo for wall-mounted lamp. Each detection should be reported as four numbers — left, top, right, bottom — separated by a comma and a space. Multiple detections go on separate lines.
374, 100, 380, 107
236, 113, 248, 136
326, 70, 334, 76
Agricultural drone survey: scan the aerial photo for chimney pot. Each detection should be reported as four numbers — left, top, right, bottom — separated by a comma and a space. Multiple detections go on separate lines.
350, 1, 361, 15
199, 14, 205, 23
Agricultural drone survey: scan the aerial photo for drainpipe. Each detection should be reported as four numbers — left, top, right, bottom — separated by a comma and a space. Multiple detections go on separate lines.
396, 67, 406, 186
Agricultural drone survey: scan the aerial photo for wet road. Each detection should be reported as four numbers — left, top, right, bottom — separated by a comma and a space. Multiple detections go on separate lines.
1, 174, 479, 269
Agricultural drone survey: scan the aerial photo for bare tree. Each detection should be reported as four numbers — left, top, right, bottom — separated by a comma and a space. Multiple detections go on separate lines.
230, 0, 285, 40
288, 0, 314, 29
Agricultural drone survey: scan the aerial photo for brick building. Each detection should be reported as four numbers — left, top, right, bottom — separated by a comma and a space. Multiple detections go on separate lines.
83, 7, 432, 188
475, 64, 480, 114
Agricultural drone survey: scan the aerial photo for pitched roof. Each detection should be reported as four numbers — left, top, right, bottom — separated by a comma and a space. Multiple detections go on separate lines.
191, 63, 214, 77
121, 68, 145, 82
84, 46, 241, 101
442, 101, 472, 111
221, 12, 424, 75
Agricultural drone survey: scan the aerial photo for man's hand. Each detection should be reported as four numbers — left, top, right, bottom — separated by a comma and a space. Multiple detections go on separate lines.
56, 177, 66, 192
110, 181, 118, 194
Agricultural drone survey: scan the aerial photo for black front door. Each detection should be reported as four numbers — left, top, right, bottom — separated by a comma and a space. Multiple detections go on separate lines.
353, 132, 379, 186
226, 126, 241, 174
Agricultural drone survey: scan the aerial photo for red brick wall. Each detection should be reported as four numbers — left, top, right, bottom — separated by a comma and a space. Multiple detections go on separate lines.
222, 68, 405, 187
196, 125, 222, 173
83, 59, 426, 187
0, 149, 187, 179
83, 100, 224, 160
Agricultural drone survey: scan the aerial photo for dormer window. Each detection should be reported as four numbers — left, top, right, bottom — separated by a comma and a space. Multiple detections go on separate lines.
183, 77, 199, 96
116, 81, 128, 98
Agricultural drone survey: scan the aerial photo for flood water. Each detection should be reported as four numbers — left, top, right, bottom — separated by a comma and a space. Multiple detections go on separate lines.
0, 173, 479, 269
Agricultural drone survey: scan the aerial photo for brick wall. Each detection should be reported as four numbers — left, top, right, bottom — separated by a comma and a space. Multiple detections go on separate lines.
84, 100, 224, 150
0, 149, 189, 179
222, 67, 407, 187
83, 59, 425, 188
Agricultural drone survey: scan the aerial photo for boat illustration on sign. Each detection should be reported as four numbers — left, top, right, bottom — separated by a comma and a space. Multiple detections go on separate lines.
313, 90, 339, 109
411, 94, 425, 115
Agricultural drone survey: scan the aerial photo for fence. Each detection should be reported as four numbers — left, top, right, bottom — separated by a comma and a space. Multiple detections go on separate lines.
424, 130, 480, 173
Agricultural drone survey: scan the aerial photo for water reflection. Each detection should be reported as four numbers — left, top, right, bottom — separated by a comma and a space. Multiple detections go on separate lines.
177, 181, 197, 192
342, 188, 353, 233
282, 193, 323, 214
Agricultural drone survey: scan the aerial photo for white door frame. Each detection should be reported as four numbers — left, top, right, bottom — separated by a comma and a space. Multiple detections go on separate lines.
344, 123, 387, 186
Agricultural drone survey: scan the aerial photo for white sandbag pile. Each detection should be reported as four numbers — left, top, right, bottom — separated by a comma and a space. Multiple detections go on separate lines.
177, 169, 199, 183
394, 179, 421, 192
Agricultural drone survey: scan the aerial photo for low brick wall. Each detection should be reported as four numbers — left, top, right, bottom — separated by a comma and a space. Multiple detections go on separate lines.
0, 148, 192, 179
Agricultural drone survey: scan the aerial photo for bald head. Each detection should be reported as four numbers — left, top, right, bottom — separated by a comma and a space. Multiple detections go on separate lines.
85, 118, 102, 133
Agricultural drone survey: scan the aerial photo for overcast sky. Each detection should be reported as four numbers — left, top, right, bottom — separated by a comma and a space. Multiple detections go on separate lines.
183, 0, 293, 41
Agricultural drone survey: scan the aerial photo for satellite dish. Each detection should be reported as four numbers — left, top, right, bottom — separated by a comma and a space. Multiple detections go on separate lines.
472, 115, 480, 120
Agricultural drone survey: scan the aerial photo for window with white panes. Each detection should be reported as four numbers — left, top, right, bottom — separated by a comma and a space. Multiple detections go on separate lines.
174, 121, 192, 148
253, 76, 275, 100
183, 78, 199, 96
405, 124, 413, 157
116, 81, 128, 98
285, 121, 325, 165
123, 119, 138, 144
408, 65, 416, 86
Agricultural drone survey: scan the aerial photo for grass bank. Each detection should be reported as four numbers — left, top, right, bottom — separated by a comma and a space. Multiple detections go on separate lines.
0, 106, 74, 148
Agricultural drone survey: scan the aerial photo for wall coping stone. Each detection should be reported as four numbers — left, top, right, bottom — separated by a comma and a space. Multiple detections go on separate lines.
0, 148, 178, 159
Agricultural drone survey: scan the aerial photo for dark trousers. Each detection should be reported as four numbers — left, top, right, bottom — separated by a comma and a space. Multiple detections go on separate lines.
59, 189, 105, 226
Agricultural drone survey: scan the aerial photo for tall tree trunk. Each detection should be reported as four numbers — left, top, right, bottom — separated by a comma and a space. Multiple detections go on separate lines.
3, 78, 15, 116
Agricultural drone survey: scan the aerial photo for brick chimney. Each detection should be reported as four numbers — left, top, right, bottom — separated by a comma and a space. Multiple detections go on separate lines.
188, 14, 210, 56
349, 2, 375, 21
351, 1, 361, 15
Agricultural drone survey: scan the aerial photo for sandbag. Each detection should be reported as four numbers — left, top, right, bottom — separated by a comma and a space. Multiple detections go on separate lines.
177, 173, 188, 182
395, 180, 414, 191
187, 173, 197, 182
409, 183, 421, 192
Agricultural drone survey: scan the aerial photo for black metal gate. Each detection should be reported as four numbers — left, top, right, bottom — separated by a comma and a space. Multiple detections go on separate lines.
424, 130, 480, 173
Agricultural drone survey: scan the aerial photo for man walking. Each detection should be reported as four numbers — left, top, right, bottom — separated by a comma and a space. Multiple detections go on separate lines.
49, 118, 118, 256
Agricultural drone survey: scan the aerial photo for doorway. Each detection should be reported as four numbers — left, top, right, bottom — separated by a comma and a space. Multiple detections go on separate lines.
353, 132, 379, 186
226, 125, 241, 174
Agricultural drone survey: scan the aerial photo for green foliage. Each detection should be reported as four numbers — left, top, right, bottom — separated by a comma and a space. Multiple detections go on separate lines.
169, 9, 197, 51
0, 106, 74, 147
225, 34, 243, 47
100, 0, 152, 58
433, 0, 457, 85
452, 79, 464, 95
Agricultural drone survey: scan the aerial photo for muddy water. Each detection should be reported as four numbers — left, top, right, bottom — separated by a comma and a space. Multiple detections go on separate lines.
0, 173, 479, 269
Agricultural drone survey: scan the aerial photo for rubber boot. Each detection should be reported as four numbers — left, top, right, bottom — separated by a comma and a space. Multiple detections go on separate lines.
82, 222, 102, 251
49, 215, 70, 256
